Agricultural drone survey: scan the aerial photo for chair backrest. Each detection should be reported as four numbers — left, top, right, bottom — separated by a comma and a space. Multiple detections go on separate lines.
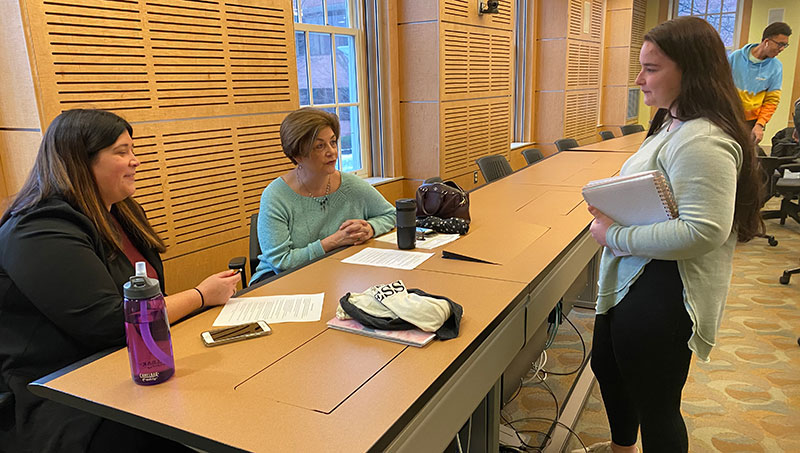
521, 148, 544, 165
620, 124, 645, 136
599, 130, 615, 141
248, 213, 260, 275
554, 138, 579, 152
476, 154, 513, 183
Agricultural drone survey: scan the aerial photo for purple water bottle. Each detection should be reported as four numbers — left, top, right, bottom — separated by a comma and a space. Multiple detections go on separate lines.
123, 262, 175, 385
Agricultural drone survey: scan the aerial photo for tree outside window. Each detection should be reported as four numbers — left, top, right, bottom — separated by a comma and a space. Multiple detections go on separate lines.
676, 0, 740, 52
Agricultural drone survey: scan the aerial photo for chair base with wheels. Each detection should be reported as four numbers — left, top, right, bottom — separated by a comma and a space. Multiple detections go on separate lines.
779, 266, 800, 284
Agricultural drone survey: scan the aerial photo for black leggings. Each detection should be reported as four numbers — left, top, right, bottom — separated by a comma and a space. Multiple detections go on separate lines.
591, 260, 693, 453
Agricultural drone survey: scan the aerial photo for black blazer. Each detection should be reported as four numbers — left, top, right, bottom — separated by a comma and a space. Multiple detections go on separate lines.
0, 197, 164, 452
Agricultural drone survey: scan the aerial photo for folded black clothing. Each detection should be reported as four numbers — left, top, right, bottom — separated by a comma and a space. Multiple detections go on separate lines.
416, 216, 470, 235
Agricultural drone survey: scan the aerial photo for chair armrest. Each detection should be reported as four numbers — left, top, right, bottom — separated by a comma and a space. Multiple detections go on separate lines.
228, 256, 248, 288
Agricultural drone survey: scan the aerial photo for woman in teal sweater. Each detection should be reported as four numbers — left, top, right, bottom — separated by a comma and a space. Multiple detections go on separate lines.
581, 18, 763, 453
250, 108, 396, 283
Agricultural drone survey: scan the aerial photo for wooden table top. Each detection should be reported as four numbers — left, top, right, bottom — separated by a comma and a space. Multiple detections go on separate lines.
569, 131, 646, 152
34, 146, 631, 452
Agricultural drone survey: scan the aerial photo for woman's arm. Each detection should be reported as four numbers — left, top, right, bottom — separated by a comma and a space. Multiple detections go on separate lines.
5, 211, 129, 348
164, 270, 240, 323
605, 134, 740, 260
360, 183, 397, 237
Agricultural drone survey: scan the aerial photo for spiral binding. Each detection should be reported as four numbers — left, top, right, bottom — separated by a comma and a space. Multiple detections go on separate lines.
653, 173, 678, 219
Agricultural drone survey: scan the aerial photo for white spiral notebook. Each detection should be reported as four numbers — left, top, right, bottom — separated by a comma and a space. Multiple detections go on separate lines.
582, 170, 678, 256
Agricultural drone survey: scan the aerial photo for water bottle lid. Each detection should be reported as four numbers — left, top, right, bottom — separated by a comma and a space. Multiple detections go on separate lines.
123, 273, 161, 299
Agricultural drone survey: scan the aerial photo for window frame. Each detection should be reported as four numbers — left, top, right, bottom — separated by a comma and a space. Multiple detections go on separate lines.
294, 0, 371, 177
671, 0, 744, 53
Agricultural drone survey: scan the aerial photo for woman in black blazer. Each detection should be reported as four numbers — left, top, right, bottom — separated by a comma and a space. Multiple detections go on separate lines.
0, 109, 240, 452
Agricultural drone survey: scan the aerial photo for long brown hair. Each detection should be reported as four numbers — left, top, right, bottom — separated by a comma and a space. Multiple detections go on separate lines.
644, 16, 764, 242
1, 109, 166, 254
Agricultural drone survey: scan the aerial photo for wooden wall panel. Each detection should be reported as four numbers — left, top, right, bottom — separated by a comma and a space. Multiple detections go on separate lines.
0, 0, 40, 129
441, 98, 510, 180
440, 0, 514, 30
399, 1, 514, 184
22, 0, 297, 126
163, 237, 248, 295
442, 23, 512, 100
131, 113, 290, 260
629, 0, 647, 85
0, 131, 42, 196
399, 103, 439, 180
535, 0, 602, 147
398, 23, 439, 101
565, 90, 600, 140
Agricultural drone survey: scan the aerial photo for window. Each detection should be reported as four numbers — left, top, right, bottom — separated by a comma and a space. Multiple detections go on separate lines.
675, 0, 740, 52
293, 0, 369, 175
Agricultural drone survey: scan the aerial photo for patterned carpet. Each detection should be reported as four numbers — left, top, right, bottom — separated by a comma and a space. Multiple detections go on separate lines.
502, 208, 800, 452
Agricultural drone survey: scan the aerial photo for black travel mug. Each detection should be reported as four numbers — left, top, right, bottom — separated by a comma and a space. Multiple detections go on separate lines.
396, 198, 416, 250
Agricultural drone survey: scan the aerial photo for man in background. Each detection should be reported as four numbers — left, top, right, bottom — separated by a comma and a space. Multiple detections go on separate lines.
729, 22, 792, 144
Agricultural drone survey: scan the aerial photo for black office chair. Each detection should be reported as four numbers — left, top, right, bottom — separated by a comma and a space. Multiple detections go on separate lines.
757, 156, 798, 246
620, 124, 645, 135
521, 148, 544, 165
554, 138, 579, 152
599, 130, 615, 141
476, 154, 513, 183
228, 213, 268, 288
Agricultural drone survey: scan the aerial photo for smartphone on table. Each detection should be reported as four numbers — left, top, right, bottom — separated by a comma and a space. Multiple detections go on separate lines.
201, 321, 271, 347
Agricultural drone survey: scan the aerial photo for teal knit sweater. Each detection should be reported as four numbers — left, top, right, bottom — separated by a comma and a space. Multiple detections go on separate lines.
250, 172, 396, 281
596, 117, 742, 361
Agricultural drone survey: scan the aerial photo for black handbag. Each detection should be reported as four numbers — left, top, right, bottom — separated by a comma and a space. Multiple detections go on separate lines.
415, 181, 470, 221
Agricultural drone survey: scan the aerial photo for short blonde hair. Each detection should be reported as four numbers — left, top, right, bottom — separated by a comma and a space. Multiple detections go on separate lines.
279, 108, 340, 164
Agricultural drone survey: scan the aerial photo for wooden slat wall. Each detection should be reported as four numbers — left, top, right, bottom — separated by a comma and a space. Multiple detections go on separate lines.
535, 0, 602, 147
23, 0, 297, 125
11, 0, 298, 291
441, 99, 510, 179
130, 113, 289, 259
601, 0, 647, 129
398, 0, 513, 190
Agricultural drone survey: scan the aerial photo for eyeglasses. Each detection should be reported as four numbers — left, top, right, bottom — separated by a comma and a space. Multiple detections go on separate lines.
768, 38, 790, 49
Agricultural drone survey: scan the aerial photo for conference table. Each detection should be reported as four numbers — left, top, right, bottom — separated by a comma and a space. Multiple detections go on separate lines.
30, 150, 634, 452
569, 131, 647, 153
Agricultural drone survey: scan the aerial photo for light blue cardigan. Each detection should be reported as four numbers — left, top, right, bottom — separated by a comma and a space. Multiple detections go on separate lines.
596, 117, 742, 361
250, 172, 396, 281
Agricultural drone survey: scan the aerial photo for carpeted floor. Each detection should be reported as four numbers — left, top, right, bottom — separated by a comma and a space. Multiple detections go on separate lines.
502, 208, 800, 452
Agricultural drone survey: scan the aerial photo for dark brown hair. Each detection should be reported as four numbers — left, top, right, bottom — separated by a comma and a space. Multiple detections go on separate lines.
279, 107, 340, 164
1, 109, 166, 254
762, 22, 792, 41
644, 16, 764, 242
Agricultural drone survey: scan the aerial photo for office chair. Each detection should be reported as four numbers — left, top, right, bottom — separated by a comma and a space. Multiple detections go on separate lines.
228, 213, 268, 288
757, 156, 798, 246
476, 154, 513, 183
620, 124, 645, 135
521, 148, 544, 165
423, 176, 444, 184
554, 138, 579, 152
599, 130, 615, 141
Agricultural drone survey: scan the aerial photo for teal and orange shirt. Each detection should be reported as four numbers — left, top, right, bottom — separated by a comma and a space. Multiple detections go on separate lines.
728, 43, 783, 127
